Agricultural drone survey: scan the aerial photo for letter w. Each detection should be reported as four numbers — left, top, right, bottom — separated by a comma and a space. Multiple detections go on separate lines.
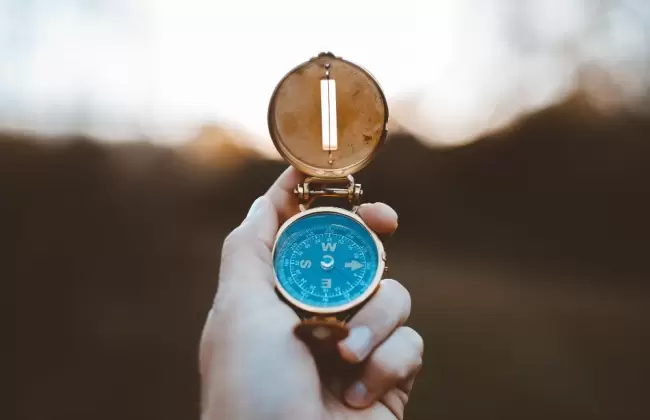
321, 242, 337, 252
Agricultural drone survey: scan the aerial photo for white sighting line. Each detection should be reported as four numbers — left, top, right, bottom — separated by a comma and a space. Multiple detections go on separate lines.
320, 79, 338, 151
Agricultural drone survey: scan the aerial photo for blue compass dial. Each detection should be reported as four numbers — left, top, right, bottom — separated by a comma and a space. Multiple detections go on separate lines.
273, 211, 380, 310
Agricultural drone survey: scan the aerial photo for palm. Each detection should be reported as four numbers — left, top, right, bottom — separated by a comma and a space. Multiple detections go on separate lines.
247, 303, 401, 420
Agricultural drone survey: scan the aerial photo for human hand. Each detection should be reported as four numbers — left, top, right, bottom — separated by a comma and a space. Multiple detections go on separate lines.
199, 167, 423, 420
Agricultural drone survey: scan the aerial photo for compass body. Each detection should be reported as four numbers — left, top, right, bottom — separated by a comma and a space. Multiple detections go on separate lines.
273, 207, 384, 314
267, 52, 389, 328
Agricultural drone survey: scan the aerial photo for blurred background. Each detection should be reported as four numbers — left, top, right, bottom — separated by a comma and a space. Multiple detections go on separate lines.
3, 0, 649, 419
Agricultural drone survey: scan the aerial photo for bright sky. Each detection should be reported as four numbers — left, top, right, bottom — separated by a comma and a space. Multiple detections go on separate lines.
0, 0, 647, 154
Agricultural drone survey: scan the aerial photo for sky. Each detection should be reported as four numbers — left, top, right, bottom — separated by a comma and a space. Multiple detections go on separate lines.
0, 0, 647, 155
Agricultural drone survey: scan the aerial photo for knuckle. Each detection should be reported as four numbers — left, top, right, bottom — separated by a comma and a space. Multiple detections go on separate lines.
372, 331, 424, 381
353, 280, 413, 335
249, 238, 273, 265
221, 224, 272, 267
222, 227, 247, 257
381, 279, 412, 320
400, 326, 424, 357
373, 352, 412, 381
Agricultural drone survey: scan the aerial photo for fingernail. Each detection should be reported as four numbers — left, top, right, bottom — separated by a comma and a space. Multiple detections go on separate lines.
341, 326, 373, 361
246, 196, 265, 219
345, 381, 368, 407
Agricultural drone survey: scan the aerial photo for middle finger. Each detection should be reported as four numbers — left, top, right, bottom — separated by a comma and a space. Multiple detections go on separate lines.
338, 278, 412, 363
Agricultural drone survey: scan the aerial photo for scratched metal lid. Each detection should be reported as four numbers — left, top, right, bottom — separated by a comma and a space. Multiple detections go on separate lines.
267, 52, 389, 178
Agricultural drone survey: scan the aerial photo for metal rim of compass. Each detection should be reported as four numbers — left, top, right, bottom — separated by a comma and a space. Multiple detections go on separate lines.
271, 206, 386, 314
267, 52, 390, 179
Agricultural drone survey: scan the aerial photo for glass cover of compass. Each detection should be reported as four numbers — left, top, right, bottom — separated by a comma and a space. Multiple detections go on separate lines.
272, 208, 385, 313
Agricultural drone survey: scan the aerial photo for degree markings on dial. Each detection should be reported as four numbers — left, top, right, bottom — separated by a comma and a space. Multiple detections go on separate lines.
299, 260, 312, 269
287, 231, 367, 298
278, 219, 377, 305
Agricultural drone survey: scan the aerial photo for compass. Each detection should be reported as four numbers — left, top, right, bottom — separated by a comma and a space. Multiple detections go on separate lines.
273, 207, 384, 313
268, 52, 389, 350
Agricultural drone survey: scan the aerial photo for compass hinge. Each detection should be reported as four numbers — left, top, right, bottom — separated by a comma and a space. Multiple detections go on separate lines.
295, 175, 363, 207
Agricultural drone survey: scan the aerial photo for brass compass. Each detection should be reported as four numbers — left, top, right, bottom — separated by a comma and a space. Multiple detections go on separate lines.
268, 52, 389, 351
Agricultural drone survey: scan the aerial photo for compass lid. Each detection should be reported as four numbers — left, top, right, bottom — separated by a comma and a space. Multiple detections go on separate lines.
268, 52, 389, 178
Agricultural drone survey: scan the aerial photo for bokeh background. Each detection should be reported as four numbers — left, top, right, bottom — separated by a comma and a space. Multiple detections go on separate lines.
4, 1, 649, 419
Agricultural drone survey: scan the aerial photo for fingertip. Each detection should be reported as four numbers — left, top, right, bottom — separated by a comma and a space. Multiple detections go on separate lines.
345, 381, 371, 408
338, 325, 372, 363
337, 341, 363, 364
357, 202, 398, 235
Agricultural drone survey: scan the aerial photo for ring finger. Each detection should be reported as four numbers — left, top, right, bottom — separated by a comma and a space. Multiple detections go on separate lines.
344, 326, 424, 415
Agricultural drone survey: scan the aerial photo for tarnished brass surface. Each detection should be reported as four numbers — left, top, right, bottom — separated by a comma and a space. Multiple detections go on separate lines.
268, 52, 388, 178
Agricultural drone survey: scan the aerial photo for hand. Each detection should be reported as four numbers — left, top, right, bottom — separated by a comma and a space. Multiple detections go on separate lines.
199, 167, 424, 420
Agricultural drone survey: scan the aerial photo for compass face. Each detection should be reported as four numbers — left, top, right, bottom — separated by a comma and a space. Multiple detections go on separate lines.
273, 209, 382, 312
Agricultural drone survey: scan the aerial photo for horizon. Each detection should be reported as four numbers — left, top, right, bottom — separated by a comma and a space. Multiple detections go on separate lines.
1, 0, 648, 152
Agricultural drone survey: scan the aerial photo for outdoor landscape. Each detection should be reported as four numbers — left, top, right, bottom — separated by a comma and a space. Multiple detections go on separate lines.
5, 91, 649, 419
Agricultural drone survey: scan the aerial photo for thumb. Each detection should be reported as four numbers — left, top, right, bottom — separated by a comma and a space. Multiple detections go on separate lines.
241, 195, 279, 247
215, 196, 280, 307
